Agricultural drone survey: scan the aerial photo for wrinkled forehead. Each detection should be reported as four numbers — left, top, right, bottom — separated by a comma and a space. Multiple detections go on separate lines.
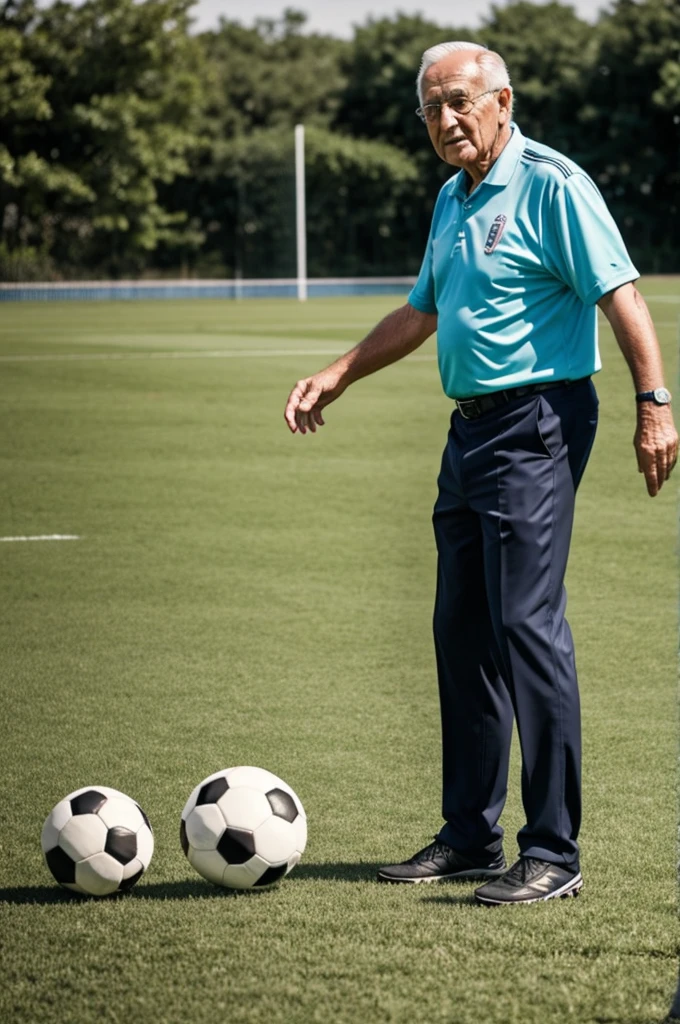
421, 52, 484, 99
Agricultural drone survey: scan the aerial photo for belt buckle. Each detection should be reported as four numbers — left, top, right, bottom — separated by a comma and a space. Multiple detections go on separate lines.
456, 399, 478, 420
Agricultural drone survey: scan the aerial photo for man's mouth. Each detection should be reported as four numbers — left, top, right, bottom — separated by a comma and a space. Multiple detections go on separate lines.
445, 137, 466, 146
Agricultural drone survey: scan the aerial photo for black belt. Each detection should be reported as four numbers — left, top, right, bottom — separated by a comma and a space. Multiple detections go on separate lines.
455, 378, 589, 420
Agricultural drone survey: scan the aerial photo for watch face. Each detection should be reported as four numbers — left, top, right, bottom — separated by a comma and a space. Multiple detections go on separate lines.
653, 387, 672, 404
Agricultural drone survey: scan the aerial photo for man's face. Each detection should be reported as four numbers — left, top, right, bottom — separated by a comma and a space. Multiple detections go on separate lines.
420, 51, 511, 169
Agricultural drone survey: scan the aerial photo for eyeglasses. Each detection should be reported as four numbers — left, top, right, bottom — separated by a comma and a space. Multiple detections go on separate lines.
415, 89, 501, 124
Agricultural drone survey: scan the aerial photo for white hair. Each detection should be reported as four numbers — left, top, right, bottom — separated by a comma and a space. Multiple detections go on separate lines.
416, 41, 511, 105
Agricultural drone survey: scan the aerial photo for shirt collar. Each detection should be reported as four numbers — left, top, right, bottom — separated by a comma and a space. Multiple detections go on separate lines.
446, 122, 524, 198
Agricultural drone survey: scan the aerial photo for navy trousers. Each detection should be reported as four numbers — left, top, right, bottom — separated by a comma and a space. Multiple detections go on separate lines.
433, 378, 598, 870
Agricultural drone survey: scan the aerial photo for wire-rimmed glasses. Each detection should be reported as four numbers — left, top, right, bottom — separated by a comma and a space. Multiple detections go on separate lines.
415, 88, 501, 124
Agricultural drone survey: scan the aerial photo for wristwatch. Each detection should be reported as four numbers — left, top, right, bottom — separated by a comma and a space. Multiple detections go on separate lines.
635, 387, 672, 406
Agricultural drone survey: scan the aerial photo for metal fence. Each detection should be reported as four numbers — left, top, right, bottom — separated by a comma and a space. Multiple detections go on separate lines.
0, 277, 416, 302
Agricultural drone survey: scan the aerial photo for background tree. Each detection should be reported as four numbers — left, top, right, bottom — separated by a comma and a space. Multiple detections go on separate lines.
0, 0, 204, 277
331, 14, 479, 262
155, 9, 349, 277
0, 0, 678, 279
480, 1, 597, 156
157, 9, 423, 278
0, 0, 93, 277
574, 0, 680, 271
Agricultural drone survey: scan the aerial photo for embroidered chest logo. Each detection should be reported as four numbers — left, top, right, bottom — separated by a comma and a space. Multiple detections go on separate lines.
484, 214, 507, 255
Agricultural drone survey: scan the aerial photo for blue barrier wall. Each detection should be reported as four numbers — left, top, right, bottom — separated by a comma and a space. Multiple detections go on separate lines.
0, 278, 416, 302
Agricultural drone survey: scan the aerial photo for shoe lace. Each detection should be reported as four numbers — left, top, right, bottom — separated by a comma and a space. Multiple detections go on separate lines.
408, 838, 449, 865
503, 857, 546, 888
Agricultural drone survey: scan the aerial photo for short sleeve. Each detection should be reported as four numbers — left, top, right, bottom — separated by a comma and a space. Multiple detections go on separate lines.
407, 228, 437, 314
403, 190, 446, 313
545, 173, 638, 305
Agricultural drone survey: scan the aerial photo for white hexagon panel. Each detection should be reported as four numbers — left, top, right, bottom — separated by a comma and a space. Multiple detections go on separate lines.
185, 803, 226, 851
218, 786, 271, 832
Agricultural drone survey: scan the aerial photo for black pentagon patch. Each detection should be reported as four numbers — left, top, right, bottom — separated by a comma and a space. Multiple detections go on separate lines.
71, 790, 107, 815
216, 827, 255, 864
46, 845, 76, 884
253, 862, 288, 887
119, 866, 144, 891
266, 788, 298, 823
196, 777, 229, 806
179, 818, 189, 857
105, 826, 137, 865
135, 803, 152, 832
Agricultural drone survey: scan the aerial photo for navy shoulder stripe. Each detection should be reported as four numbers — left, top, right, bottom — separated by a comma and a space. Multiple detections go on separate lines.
523, 149, 572, 179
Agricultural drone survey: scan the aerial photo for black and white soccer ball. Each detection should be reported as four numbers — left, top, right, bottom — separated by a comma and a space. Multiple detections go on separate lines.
180, 766, 307, 889
41, 786, 154, 896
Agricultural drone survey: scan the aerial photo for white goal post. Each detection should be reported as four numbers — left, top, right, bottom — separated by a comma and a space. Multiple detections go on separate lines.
295, 123, 307, 302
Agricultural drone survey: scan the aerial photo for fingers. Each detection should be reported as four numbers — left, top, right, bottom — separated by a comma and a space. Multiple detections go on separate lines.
635, 433, 678, 496
653, 436, 678, 492
284, 380, 306, 433
635, 443, 660, 496
658, 444, 678, 487
284, 378, 327, 435
297, 390, 321, 434
300, 409, 316, 433
284, 380, 319, 434
298, 389, 321, 413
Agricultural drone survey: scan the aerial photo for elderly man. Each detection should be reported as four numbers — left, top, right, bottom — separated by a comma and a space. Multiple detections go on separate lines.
284, 42, 677, 905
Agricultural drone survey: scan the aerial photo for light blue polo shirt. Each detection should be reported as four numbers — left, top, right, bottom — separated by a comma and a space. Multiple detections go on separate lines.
408, 123, 638, 398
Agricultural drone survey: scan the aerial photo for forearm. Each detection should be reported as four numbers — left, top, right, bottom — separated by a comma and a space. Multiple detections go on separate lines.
598, 281, 678, 496
284, 302, 436, 435
598, 283, 667, 392
329, 302, 437, 386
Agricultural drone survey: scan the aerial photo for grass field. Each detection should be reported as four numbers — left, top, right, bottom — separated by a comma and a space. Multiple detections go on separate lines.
1, 280, 678, 1024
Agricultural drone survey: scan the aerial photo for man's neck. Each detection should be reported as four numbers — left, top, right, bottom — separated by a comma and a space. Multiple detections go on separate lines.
465, 125, 513, 193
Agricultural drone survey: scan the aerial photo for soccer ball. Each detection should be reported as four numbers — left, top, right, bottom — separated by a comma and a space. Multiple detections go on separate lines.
180, 766, 307, 889
41, 786, 154, 896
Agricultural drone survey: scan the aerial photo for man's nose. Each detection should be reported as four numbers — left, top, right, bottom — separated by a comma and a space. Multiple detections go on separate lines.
439, 102, 459, 129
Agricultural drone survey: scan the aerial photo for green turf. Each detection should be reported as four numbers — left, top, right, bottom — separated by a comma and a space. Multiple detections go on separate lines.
0, 281, 678, 1024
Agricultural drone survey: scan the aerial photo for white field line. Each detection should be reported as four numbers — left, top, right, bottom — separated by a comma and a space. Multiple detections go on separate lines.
0, 323, 376, 334
0, 316, 676, 365
0, 534, 80, 542
1, 330, 677, 364
0, 347, 347, 364
0, 348, 441, 365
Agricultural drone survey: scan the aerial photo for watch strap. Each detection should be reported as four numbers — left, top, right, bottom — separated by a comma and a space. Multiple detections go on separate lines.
635, 387, 672, 405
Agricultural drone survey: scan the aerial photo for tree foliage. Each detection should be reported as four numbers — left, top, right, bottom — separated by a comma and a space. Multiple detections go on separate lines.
575, 0, 680, 269
0, 0, 203, 276
0, 0, 678, 279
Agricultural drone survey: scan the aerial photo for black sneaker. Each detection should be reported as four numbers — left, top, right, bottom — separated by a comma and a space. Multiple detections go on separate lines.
474, 856, 583, 905
377, 839, 507, 884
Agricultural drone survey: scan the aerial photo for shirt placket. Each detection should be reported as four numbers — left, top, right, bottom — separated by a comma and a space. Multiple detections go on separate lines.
451, 193, 476, 261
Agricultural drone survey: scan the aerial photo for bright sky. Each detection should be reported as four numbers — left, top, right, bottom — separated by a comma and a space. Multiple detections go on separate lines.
191, 0, 609, 35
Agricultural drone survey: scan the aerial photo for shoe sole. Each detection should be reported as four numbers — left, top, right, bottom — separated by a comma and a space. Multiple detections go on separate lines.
474, 872, 584, 905
376, 865, 507, 884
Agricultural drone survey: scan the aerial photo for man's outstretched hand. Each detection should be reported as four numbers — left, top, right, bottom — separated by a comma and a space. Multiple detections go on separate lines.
284, 304, 437, 434
284, 367, 348, 434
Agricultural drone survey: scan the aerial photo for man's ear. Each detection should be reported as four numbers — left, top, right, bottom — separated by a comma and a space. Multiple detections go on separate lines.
498, 87, 513, 123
